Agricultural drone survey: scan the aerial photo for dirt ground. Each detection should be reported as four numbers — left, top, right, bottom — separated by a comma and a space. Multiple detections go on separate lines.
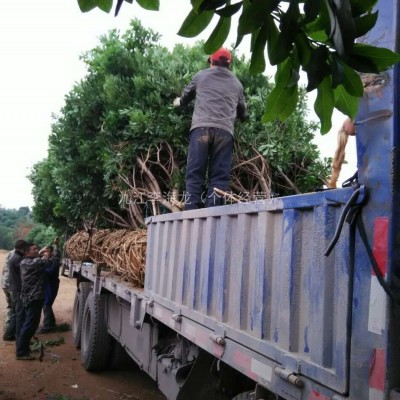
0, 250, 165, 400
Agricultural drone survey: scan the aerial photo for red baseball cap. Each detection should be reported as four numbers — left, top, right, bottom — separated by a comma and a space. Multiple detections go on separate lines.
209, 48, 231, 63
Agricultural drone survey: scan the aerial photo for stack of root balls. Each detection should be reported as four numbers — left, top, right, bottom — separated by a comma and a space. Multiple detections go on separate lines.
65, 229, 147, 287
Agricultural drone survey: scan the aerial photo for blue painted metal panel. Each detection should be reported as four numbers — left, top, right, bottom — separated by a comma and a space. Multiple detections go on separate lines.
144, 188, 362, 394
349, 0, 400, 398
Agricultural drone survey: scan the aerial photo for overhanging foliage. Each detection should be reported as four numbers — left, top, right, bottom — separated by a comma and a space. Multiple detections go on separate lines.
76, 0, 400, 133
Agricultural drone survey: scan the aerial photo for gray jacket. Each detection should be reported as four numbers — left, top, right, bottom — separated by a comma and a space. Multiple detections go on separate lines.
180, 66, 247, 135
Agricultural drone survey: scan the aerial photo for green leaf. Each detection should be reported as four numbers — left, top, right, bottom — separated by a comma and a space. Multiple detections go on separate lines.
215, 2, 243, 17
325, 0, 356, 56
279, 85, 299, 120
200, 0, 227, 11
204, 16, 231, 54
354, 11, 378, 38
275, 58, 291, 87
97, 0, 113, 12
334, 85, 359, 118
250, 26, 268, 74
266, 15, 280, 65
191, 0, 204, 12
136, 0, 159, 11
270, 33, 294, 66
350, 0, 378, 17
304, 46, 330, 91
262, 85, 294, 122
341, 61, 364, 96
178, 9, 214, 38
234, 34, 244, 49
77, 0, 98, 12
314, 76, 334, 134
344, 54, 380, 73
238, 0, 279, 35
351, 44, 400, 71
303, 0, 321, 24
331, 56, 345, 88
262, 79, 298, 123
294, 31, 312, 67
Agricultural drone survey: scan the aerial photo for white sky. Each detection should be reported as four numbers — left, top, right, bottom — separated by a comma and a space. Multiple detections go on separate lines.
0, 0, 356, 210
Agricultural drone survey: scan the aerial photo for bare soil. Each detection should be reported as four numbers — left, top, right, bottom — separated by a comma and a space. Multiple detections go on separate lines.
0, 250, 164, 400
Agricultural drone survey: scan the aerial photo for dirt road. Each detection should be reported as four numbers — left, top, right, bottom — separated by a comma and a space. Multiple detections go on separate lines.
0, 250, 164, 400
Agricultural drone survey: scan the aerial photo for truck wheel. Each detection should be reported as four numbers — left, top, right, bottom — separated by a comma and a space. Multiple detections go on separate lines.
72, 282, 91, 349
80, 290, 112, 371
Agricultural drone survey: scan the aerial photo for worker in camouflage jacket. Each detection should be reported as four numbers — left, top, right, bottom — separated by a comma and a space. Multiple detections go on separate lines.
1, 249, 15, 340
16, 243, 58, 360
7, 240, 28, 343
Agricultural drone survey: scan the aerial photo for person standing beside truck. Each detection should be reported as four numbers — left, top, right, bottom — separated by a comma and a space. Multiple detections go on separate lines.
37, 241, 61, 333
1, 248, 16, 341
173, 48, 247, 210
16, 243, 53, 360
7, 240, 28, 343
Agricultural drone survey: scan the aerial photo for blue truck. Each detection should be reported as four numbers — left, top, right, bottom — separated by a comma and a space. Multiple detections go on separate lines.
67, 1, 400, 398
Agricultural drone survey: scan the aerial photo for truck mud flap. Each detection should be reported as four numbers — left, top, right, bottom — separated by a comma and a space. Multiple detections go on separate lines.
176, 351, 217, 400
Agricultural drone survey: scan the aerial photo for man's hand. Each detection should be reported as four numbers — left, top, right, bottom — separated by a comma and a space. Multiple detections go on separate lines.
39, 246, 50, 257
173, 97, 181, 108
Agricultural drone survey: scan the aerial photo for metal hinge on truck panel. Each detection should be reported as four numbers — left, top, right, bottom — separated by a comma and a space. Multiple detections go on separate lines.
209, 325, 226, 346
129, 293, 146, 329
92, 264, 102, 295
274, 366, 304, 388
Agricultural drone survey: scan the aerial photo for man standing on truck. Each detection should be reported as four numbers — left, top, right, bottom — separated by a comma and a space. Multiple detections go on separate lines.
173, 48, 247, 210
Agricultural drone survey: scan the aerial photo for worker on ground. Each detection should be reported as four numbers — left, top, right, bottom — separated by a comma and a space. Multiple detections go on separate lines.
37, 240, 61, 333
16, 243, 54, 360
1, 248, 16, 341
173, 48, 247, 210
7, 240, 28, 343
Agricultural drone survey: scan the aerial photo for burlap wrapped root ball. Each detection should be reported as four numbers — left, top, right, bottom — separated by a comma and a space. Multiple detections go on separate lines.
65, 229, 147, 287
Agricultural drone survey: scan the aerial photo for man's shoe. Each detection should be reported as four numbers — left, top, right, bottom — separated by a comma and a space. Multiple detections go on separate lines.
16, 355, 35, 360
38, 326, 55, 334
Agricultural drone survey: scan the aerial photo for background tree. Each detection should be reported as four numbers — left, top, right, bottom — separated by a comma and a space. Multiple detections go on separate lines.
25, 224, 58, 249
29, 20, 330, 231
76, 0, 400, 133
0, 208, 35, 250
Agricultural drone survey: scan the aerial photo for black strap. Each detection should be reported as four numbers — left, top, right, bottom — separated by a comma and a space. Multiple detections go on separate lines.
324, 188, 400, 306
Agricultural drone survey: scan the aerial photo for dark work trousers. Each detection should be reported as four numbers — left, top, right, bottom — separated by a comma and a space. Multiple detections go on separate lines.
9, 291, 25, 342
3, 288, 16, 340
16, 299, 43, 357
42, 278, 59, 329
185, 127, 234, 210
43, 304, 56, 329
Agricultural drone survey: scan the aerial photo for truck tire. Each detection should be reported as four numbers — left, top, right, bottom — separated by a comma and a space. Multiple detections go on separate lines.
72, 282, 91, 349
80, 290, 112, 371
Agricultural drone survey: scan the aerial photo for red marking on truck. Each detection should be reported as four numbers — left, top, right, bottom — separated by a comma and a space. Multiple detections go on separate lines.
369, 348, 385, 391
309, 391, 330, 400
372, 217, 388, 277
232, 350, 258, 381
